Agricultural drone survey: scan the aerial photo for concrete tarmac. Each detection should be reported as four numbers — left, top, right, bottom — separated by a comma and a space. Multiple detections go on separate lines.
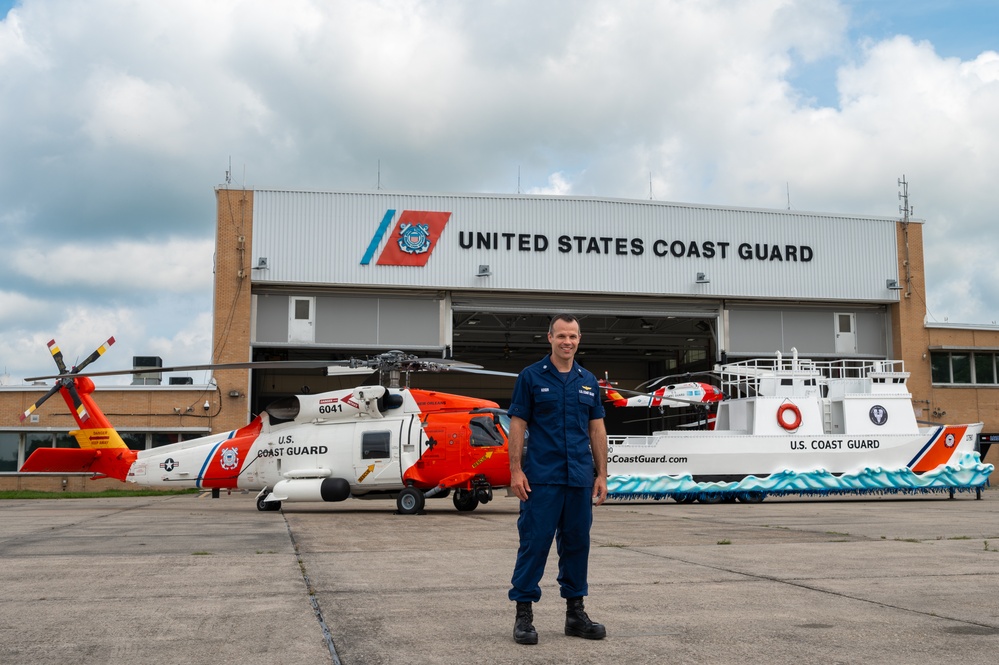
2, 489, 998, 664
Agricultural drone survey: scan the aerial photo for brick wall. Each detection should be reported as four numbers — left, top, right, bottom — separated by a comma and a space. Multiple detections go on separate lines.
2, 388, 218, 430
212, 188, 254, 432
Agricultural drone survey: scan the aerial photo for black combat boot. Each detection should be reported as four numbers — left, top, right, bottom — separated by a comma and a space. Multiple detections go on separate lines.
514, 601, 538, 644
565, 597, 606, 640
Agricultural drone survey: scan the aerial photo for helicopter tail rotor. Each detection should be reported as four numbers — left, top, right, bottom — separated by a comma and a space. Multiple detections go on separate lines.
19, 337, 116, 423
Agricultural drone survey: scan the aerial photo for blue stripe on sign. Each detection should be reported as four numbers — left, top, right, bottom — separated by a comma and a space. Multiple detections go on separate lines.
360, 209, 396, 265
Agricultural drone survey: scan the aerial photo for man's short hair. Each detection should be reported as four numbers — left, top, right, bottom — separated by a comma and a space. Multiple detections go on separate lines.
548, 313, 580, 335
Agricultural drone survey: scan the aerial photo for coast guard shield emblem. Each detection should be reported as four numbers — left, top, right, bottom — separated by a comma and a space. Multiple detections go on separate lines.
869, 405, 888, 426
398, 223, 431, 254
219, 447, 240, 471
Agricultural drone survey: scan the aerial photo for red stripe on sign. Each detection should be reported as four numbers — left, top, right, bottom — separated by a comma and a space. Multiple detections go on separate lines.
376, 210, 451, 266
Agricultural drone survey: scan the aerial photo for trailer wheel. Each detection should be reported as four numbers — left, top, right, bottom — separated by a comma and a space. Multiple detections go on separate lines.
453, 489, 480, 512
737, 492, 765, 503
397, 487, 425, 515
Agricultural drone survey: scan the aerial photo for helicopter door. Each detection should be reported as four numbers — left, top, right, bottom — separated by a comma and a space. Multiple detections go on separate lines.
353, 426, 399, 488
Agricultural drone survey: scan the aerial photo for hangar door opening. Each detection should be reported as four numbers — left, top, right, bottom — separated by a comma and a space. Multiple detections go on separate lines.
449, 296, 720, 435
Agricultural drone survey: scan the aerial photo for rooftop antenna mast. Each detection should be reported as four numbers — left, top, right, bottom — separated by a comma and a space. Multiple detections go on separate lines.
517, 165, 521, 194
897, 175, 913, 299
377, 160, 382, 190
898, 175, 913, 221
225, 156, 232, 186
649, 172, 655, 200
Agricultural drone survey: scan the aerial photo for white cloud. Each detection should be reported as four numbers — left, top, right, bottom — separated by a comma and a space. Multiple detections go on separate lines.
3, 0, 999, 382
11, 237, 213, 293
528, 172, 574, 196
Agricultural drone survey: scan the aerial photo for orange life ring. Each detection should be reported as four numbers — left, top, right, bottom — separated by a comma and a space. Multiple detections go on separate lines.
777, 403, 802, 430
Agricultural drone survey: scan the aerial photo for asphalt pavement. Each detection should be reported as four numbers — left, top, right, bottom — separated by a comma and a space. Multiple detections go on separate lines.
1, 489, 998, 664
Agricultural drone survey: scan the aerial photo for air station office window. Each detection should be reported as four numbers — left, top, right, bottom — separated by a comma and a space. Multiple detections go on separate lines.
119, 432, 147, 451
0, 432, 18, 472
931, 351, 998, 385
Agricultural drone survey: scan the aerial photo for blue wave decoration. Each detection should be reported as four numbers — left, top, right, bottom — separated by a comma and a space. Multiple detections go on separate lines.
607, 452, 994, 501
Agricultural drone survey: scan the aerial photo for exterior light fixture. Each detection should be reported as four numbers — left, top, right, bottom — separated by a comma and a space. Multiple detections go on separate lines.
696, 272, 710, 284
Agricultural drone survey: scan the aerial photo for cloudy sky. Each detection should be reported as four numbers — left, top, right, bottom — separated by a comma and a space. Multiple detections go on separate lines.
1, 0, 998, 384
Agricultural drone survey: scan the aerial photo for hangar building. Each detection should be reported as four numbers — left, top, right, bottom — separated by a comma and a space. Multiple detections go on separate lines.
208, 187, 999, 453
3, 186, 998, 479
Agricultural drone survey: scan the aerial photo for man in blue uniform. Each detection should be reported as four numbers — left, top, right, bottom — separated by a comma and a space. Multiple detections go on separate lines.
507, 313, 608, 645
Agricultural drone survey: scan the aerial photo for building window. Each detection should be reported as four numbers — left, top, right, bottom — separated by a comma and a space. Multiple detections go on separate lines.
0, 433, 19, 472
25, 432, 55, 460
975, 354, 997, 384
119, 432, 147, 450
931, 351, 999, 385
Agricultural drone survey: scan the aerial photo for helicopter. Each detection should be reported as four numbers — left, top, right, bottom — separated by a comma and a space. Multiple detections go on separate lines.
598, 373, 724, 431
18, 338, 516, 515
599, 378, 724, 409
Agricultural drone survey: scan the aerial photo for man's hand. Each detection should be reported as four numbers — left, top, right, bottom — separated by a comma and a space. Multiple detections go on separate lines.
592, 476, 607, 506
511, 468, 531, 502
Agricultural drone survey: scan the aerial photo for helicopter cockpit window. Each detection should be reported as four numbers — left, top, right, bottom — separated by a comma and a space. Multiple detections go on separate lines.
469, 416, 504, 447
361, 431, 392, 459
497, 412, 511, 436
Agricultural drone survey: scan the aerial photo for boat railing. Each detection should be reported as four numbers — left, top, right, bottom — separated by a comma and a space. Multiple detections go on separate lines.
718, 356, 907, 399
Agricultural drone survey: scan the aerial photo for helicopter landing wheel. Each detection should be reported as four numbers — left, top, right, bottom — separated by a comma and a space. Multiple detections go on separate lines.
397, 487, 425, 515
256, 492, 281, 512
453, 489, 480, 512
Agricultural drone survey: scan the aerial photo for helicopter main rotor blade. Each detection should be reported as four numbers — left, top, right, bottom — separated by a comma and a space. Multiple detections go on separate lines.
450, 367, 520, 378
25, 359, 339, 381
325, 367, 379, 377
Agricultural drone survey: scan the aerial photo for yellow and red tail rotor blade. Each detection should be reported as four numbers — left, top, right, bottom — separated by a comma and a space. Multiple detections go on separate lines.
64, 382, 91, 423
47, 339, 69, 375
20, 383, 61, 421
71, 336, 116, 374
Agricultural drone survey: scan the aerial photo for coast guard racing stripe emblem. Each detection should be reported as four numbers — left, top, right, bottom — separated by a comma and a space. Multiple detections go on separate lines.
362, 210, 452, 267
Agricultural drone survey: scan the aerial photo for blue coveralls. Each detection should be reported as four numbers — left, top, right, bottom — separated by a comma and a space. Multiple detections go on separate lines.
507, 356, 606, 603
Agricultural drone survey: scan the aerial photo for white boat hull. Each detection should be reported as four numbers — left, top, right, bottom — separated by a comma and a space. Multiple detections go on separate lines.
607, 424, 990, 500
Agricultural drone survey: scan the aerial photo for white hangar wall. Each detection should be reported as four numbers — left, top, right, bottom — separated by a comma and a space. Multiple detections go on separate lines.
250, 190, 902, 302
